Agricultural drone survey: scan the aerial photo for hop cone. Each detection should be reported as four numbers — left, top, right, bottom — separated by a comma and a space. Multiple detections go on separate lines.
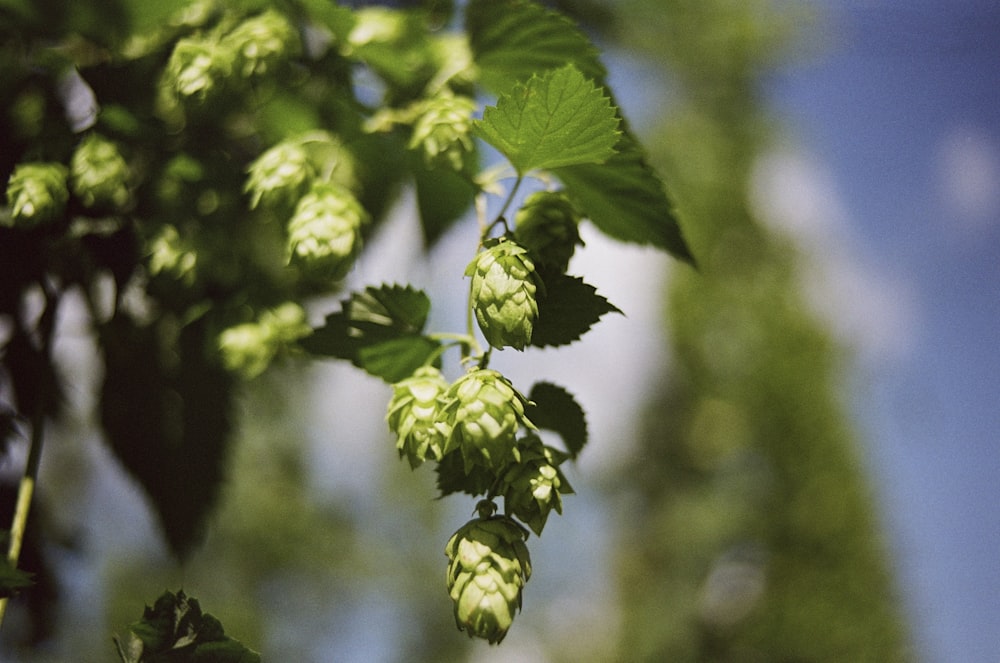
441, 369, 532, 472
387, 366, 452, 468
502, 434, 573, 536
147, 225, 197, 284
218, 303, 309, 378
245, 142, 315, 210
408, 94, 477, 171
224, 9, 300, 78
287, 182, 368, 280
162, 37, 234, 103
70, 134, 130, 210
5, 162, 68, 226
513, 190, 582, 273
465, 239, 540, 351
445, 514, 532, 644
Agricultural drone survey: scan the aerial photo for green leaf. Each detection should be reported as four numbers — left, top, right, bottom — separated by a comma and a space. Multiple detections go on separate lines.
466, 0, 606, 95
473, 65, 620, 174
410, 151, 476, 248
435, 451, 496, 498
555, 132, 694, 262
0, 558, 33, 598
299, 284, 442, 382
526, 382, 588, 459
529, 268, 621, 348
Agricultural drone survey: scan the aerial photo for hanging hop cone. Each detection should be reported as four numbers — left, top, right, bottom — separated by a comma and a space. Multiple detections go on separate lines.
70, 134, 131, 210
513, 190, 583, 273
445, 512, 532, 644
387, 366, 452, 469
286, 182, 369, 280
245, 141, 315, 210
162, 37, 235, 104
223, 9, 300, 79
218, 302, 310, 379
408, 93, 477, 171
147, 225, 197, 284
5, 162, 68, 227
441, 369, 532, 473
465, 238, 540, 351
502, 434, 573, 536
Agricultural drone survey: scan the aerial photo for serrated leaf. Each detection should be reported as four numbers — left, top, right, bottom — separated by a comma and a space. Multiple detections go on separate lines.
410, 151, 476, 248
473, 65, 620, 174
299, 284, 441, 382
555, 132, 694, 262
526, 382, 588, 459
529, 269, 621, 348
466, 0, 606, 95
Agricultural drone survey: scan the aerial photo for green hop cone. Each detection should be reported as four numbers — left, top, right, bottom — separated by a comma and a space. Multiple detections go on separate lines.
445, 513, 532, 644
466, 238, 540, 351
245, 141, 315, 210
162, 37, 235, 104
224, 9, 300, 78
503, 434, 573, 536
441, 369, 532, 472
70, 134, 130, 210
5, 162, 69, 227
408, 93, 477, 171
147, 225, 197, 284
513, 190, 583, 273
218, 302, 310, 378
387, 366, 452, 468
286, 182, 369, 280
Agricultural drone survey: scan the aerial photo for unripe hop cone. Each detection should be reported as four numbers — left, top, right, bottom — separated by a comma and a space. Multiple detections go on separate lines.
287, 182, 368, 280
440, 369, 532, 473
408, 93, 477, 171
513, 190, 583, 273
386, 366, 452, 468
5, 162, 68, 226
465, 238, 540, 351
70, 134, 130, 210
445, 514, 532, 644
502, 434, 573, 536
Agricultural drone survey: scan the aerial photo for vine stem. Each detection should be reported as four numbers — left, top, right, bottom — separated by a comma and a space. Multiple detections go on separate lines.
0, 284, 60, 629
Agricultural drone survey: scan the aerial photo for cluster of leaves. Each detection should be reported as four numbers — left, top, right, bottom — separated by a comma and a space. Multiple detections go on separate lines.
0, 0, 689, 648
113, 589, 259, 663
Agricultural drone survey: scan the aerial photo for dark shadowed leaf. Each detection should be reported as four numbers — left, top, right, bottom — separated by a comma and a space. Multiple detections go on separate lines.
529, 269, 621, 348
526, 382, 587, 458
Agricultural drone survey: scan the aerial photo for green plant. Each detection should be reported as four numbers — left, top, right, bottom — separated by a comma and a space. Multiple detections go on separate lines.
0, 0, 690, 649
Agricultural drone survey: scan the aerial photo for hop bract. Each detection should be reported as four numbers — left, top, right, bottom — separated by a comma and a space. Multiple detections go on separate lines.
445, 514, 532, 644
287, 182, 368, 280
245, 142, 315, 210
387, 366, 452, 468
409, 93, 477, 171
513, 190, 582, 273
70, 134, 131, 210
441, 369, 532, 472
466, 238, 540, 351
502, 434, 573, 536
5, 162, 68, 227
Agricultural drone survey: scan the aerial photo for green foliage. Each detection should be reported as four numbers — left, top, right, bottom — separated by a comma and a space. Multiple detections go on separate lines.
114, 590, 260, 663
0, 0, 692, 649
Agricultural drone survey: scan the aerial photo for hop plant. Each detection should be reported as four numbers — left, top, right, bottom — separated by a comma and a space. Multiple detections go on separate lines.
387, 366, 452, 468
286, 182, 369, 280
408, 93, 477, 171
502, 435, 573, 536
245, 142, 315, 210
513, 190, 583, 273
162, 37, 234, 104
70, 134, 131, 210
445, 509, 532, 644
466, 238, 540, 351
441, 369, 532, 472
4, 162, 69, 226
223, 9, 300, 78
218, 302, 310, 378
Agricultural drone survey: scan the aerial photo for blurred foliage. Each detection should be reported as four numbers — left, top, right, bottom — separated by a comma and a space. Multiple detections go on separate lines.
607, 1, 912, 661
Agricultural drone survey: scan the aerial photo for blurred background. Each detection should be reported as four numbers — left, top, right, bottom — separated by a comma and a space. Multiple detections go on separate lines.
2, 1, 998, 661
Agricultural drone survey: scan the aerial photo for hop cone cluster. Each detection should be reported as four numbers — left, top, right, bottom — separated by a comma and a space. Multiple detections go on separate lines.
445, 513, 532, 644
386, 366, 452, 468
408, 94, 477, 171
502, 435, 573, 536
513, 190, 583, 273
224, 9, 300, 78
466, 239, 540, 351
441, 369, 532, 472
5, 162, 68, 226
286, 182, 369, 280
245, 142, 315, 210
218, 302, 310, 378
70, 134, 130, 210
